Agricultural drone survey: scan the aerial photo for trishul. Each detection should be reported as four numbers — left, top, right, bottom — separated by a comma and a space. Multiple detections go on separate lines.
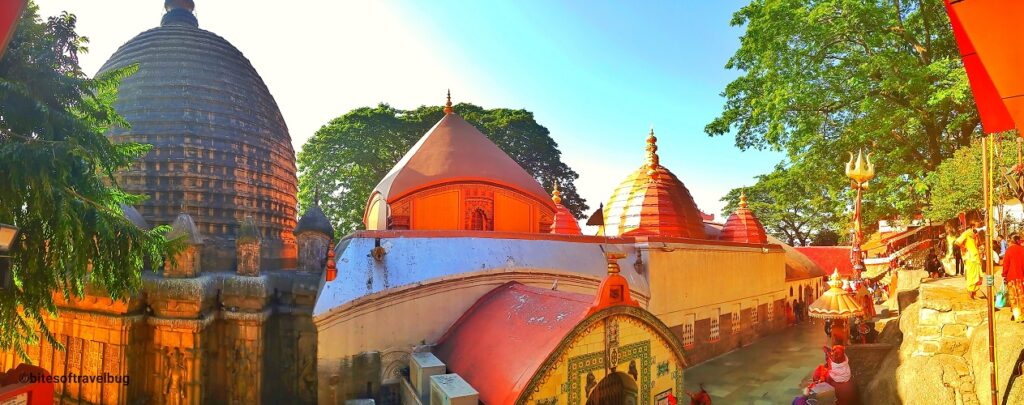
845, 150, 875, 188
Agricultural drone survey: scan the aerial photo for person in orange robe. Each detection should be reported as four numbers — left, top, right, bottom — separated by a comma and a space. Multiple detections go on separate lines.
1002, 233, 1024, 322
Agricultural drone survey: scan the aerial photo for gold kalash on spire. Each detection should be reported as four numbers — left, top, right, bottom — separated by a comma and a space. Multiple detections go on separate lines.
646, 126, 660, 180
444, 89, 453, 115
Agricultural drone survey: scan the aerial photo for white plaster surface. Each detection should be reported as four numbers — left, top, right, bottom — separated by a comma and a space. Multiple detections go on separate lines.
313, 236, 647, 318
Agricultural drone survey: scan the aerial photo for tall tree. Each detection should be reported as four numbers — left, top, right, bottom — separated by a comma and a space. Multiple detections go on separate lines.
721, 165, 842, 246
298, 103, 587, 236
0, 3, 175, 356
925, 135, 1018, 222
708, 0, 979, 230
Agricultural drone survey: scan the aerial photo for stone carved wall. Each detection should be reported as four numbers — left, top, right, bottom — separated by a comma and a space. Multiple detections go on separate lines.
166, 245, 201, 278
297, 233, 330, 273
237, 242, 261, 276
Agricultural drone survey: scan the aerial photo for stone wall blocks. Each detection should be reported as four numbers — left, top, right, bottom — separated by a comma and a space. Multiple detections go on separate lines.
941, 324, 967, 337
954, 311, 984, 326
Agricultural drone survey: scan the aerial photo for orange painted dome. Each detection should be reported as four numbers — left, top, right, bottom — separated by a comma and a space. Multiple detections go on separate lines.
549, 184, 581, 235
602, 129, 706, 238
720, 191, 769, 244
369, 95, 554, 209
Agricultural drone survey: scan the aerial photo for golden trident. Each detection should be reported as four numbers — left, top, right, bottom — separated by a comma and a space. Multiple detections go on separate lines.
845, 150, 875, 188
845, 149, 875, 279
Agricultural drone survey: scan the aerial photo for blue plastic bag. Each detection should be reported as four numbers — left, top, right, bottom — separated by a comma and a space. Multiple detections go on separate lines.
995, 283, 1008, 309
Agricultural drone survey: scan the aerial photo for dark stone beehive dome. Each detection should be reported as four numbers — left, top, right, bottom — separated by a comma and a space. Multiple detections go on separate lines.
99, 1, 298, 269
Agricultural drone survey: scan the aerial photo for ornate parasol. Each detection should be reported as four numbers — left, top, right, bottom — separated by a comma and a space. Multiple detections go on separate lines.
808, 270, 864, 320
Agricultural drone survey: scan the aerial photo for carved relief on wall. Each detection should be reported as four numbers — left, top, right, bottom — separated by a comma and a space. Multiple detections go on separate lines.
229, 344, 257, 404
237, 243, 261, 276
464, 197, 494, 231
297, 332, 317, 403
297, 233, 330, 272
164, 347, 187, 405
379, 348, 411, 383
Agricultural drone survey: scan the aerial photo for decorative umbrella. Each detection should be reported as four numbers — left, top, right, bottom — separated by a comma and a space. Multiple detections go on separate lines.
808, 270, 864, 320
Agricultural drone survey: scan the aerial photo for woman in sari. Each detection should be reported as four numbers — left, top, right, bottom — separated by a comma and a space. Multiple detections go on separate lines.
1002, 233, 1024, 322
956, 220, 984, 299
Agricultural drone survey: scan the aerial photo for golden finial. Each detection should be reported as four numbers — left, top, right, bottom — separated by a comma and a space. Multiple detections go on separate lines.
552, 183, 562, 205
605, 251, 626, 275
646, 126, 660, 180
739, 189, 748, 209
444, 89, 453, 115
827, 269, 843, 288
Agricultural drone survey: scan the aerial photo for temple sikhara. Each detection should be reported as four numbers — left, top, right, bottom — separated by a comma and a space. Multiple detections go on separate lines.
0, 2, 835, 404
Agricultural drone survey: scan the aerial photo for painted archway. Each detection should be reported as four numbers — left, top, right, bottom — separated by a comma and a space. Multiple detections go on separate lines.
586, 371, 639, 405
519, 305, 687, 405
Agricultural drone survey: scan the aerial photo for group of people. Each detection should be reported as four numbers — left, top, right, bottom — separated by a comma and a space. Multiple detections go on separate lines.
786, 299, 810, 325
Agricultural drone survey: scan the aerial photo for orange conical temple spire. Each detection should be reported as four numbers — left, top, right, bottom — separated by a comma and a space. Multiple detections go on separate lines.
646, 126, 660, 180
551, 183, 562, 204
444, 89, 453, 114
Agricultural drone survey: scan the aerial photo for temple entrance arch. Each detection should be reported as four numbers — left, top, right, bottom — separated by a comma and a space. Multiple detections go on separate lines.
585, 372, 639, 405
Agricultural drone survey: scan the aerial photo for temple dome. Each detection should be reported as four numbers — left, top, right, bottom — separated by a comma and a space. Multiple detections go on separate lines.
295, 203, 334, 236
364, 95, 556, 232
602, 129, 706, 238
369, 108, 553, 208
720, 192, 769, 244
98, 2, 297, 265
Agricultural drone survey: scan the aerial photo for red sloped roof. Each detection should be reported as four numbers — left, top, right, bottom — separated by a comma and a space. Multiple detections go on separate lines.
433, 282, 592, 405
720, 204, 768, 244
370, 112, 555, 209
795, 246, 855, 278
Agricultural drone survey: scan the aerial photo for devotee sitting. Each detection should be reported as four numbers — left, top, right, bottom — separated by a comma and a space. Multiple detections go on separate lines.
824, 345, 860, 405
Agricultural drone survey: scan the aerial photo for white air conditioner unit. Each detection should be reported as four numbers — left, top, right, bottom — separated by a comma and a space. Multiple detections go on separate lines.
410, 352, 446, 401
429, 374, 478, 405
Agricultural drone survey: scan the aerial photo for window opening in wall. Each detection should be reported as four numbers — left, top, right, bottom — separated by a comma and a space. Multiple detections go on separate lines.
732, 304, 741, 334
767, 300, 774, 321
752, 299, 759, 325
710, 308, 720, 342
682, 313, 695, 348
470, 208, 489, 231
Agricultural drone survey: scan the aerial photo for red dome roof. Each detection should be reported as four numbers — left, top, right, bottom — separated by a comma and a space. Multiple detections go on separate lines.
602, 129, 706, 238
549, 184, 581, 235
720, 192, 769, 244
369, 98, 554, 210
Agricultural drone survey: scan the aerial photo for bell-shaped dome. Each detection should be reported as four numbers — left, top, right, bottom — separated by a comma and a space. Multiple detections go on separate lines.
98, 1, 297, 266
295, 203, 334, 236
720, 191, 769, 244
602, 129, 706, 238
369, 96, 553, 209
549, 184, 581, 235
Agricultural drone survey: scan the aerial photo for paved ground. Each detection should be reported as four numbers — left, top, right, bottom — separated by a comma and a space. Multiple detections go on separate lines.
683, 320, 829, 404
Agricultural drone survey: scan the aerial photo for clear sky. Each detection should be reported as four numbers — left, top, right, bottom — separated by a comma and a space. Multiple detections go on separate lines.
36, 0, 782, 219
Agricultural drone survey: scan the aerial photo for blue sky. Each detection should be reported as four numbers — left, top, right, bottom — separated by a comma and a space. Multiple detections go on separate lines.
37, 0, 782, 218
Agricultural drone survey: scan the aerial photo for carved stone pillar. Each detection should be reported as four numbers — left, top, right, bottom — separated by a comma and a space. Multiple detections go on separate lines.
236, 216, 261, 276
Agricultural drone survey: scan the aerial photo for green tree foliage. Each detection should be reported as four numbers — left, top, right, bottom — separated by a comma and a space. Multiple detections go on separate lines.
0, 3, 175, 356
297, 103, 587, 235
708, 0, 979, 232
925, 134, 1018, 222
721, 165, 842, 246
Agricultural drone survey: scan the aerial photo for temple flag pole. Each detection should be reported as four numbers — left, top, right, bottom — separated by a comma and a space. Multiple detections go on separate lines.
982, 133, 998, 404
